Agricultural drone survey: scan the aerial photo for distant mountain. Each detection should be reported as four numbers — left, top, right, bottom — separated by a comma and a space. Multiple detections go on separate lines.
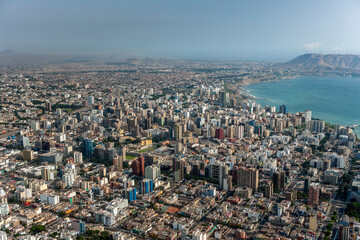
0, 49, 17, 54
283, 54, 360, 73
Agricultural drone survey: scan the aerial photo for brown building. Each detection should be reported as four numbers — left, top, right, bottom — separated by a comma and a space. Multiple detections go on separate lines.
113, 155, 123, 170
23, 150, 34, 161
132, 155, 145, 177
285, 190, 297, 201
231, 167, 258, 192
273, 170, 286, 191
308, 184, 319, 206
264, 181, 274, 198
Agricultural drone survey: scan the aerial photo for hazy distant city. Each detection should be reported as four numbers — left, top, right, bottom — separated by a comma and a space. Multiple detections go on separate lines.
1, 1, 360, 240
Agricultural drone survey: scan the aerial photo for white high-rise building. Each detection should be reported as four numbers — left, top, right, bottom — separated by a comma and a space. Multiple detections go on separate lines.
0, 231, 7, 240
305, 110, 312, 122
145, 165, 161, 181
311, 120, 325, 133
40, 194, 60, 205
0, 203, 9, 217
0, 188, 6, 203
235, 125, 244, 139
192, 230, 207, 240
30, 120, 40, 131
74, 151, 83, 163
62, 172, 76, 187
56, 108, 62, 116
87, 96, 95, 105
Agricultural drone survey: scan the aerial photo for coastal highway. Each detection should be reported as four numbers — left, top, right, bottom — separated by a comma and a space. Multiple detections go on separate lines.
0, 106, 92, 139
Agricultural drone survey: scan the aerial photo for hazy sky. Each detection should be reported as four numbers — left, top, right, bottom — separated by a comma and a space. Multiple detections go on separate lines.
1, 0, 360, 60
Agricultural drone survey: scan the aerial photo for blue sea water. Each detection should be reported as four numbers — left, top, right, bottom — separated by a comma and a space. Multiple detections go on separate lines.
245, 76, 360, 135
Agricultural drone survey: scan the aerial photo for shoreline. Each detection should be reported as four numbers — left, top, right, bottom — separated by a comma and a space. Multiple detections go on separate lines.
239, 74, 300, 87
239, 72, 358, 88
236, 74, 300, 100
237, 76, 360, 136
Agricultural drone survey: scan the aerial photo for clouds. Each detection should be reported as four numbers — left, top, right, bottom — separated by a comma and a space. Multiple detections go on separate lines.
303, 42, 323, 51
332, 46, 343, 52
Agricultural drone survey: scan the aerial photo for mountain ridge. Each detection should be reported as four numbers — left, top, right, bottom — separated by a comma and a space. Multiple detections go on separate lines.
284, 53, 360, 72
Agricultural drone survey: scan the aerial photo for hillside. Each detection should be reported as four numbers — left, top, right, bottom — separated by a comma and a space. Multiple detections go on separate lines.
283, 54, 360, 73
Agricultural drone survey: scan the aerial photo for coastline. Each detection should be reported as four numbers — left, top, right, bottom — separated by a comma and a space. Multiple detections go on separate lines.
240, 75, 360, 136
237, 74, 300, 100
238, 72, 356, 88
239, 74, 299, 87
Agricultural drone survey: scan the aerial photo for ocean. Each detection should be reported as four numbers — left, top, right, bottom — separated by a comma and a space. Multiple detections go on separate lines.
244, 76, 360, 135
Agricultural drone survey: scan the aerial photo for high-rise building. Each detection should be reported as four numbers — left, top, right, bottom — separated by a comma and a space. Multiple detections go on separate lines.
41, 140, 51, 152
0, 188, 7, 204
73, 151, 83, 163
279, 105, 287, 114
206, 163, 228, 186
192, 230, 207, 240
235, 167, 259, 192
127, 118, 138, 132
99, 167, 107, 178
264, 181, 273, 198
311, 120, 325, 133
227, 125, 234, 139
305, 110, 312, 122
79, 220, 86, 234
246, 125, 254, 137
195, 117, 205, 129
41, 167, 55, 181
219, 91, 230, 106
138, 155, 145, 177
140, 179, 153, 194
308, 184, 319, 206
285, 190, 297, 201
0, 231, 7, 240
145, 117, 152, 130
23, 149, 34, 161
132, 159, 140, 176
30, 120, 40, 131
174, 159, 185, 183
132, 155, 145, 177
304, 177, 310, 194
235, 125, 244, 139
231, 98, 237, 107
174, 123, 183, 140
175, 141, 185, 155
45, 102, 52, 111
0, 203, 9, 217
113, 156, 123, 170
223, 175, 233, 191
215, 128, 224, 140
339, 225, 350, 240
145, 165, 161, 180
20, 136, 29, 147
82, 139, 93, 158
120, 146, 127, 163
273, 171, 286, 191
124, 188, 137, 202
62, 172, 76, 187
87, 96, 95, 105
